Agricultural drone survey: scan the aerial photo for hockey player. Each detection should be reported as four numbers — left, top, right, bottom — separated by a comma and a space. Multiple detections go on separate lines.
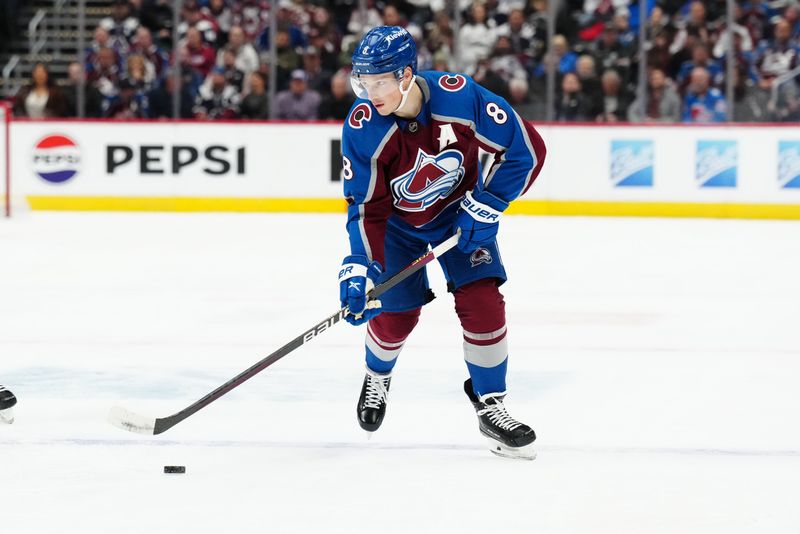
0, 385, 17, 424
337, 26, 546, 459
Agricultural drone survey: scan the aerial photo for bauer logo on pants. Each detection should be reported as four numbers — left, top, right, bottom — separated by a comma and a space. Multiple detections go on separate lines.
32, 134, 81, 184
695, 140, 737, 188
778, 141, 800, 189
610, 140, 654, 187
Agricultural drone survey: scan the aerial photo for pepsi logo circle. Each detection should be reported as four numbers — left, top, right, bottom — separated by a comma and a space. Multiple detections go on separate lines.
32, 135, 81, 183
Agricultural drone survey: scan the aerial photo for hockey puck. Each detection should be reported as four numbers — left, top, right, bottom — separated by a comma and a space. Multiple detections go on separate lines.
163, 466, 186, 474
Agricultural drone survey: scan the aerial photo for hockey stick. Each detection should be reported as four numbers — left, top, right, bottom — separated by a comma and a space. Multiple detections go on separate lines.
108, 232, 460, 435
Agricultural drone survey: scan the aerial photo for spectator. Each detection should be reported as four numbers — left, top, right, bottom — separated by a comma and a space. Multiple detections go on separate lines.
319, 71, 355, 120
105, 78, 150, 119
231, 0, 270, 42
677, 43, 724, 91
147, 70, 196, 119
307, 25, 341, 74
459, 2, 496, 75
86, 26, 122, 75
407, 24, 433, 72
178, 0, 219, 46
194, 66, 240, 119
596, 69, 632, 122
203, 0, 233, 44
13, 63, 67, 118
181, 26, 216, 78
628, 68, 681, 122
682, 67, 726, 123
647, 30, 674, 75
302, 46, 333, 94
130, 26, 169, 81
99, 0, 140, 53
216, 25, 259, 78
88, 47, 123, 99
473, 58, 509, 99
426, 10, 454, 59
575, 54, 602, 117
139, 0, 174, 50
273, 29, 302, 90
347, 1, 382, 36
590, 25, 637, 87
494, 8, 536, 57
382, 5, 406, 28
276, 69, 321, 120
755, 19, 799, 92
670, 1, 715, 55
555, 72, 590, 122
218, 46, 246, 92
63, 62, 104, 117
488, 35, 527, 84
534, 34, 577, 78
239, 71, 270, 119
121, 54, 156, 97
507, 77, 537, 119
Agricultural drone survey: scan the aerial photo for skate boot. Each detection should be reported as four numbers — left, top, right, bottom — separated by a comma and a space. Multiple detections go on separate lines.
464, 379, 536, 460
357, 367, 392, 433
0, 385, 17, 424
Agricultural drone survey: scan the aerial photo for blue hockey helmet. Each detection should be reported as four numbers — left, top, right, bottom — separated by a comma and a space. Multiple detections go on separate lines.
351, 26, 418, 78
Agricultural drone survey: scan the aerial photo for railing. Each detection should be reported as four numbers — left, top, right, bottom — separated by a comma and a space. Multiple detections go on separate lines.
2, 55, 21, 99
53, 0, 71, 60
768, 65, 800, 120
28, 9, 47, 57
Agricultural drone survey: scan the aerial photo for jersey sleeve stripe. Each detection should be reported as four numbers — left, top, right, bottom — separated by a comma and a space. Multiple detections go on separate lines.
512, 110, 537, 196
357, 204, 373, 260
431, 112, 507, 152
365, 124, 398, 203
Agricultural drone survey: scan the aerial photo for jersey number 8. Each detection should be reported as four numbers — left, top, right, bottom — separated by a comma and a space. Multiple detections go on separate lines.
485, 102, 508, 125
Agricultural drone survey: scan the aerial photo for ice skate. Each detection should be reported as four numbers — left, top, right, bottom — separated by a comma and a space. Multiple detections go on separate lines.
464, 379, 536, 460
357, 367, 392, 434
0, 385, 17, 425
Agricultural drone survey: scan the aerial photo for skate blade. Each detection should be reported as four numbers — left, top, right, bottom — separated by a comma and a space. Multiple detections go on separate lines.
365, 431, 374, 440
486, 437, 536, 460
0, 408, 14, 425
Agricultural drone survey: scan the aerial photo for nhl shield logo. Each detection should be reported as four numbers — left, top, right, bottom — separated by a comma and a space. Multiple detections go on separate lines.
470, 248, 492, 267
390, 148, 465, 212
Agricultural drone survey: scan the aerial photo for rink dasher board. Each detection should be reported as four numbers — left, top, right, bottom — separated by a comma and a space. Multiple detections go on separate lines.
3, 120, 800, 218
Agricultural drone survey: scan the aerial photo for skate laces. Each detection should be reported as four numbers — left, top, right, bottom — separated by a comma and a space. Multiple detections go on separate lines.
363, 371, 390, 410
477, 394, 522, 432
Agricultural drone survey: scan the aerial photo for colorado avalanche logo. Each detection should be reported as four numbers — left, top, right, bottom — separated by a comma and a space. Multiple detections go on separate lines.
439, 75, 466, 92
348, 103, 372, 129
390, 148, 465, 212
470, 248, 493, 267
32, 134, 81, 184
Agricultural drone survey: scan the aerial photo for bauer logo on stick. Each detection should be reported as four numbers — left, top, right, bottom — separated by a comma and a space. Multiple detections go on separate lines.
32, 134, 81, 184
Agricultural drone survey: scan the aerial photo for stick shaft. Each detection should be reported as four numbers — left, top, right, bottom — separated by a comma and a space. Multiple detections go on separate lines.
149, 234, 459, 434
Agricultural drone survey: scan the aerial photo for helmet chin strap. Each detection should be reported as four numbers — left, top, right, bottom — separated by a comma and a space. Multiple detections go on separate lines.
392, 74, 417, 114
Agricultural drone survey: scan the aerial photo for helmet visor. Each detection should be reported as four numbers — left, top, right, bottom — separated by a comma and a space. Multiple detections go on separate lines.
350, 72, 403, 99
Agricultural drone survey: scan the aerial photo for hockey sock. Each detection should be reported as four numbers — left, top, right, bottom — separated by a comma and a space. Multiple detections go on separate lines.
364, 309, 420, 373
455, 279, 509, 396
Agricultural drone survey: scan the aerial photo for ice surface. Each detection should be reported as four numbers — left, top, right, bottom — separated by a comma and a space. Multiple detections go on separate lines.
1, 212, 799, 533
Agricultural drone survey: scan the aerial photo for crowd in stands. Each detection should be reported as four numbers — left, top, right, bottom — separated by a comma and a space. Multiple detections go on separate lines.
8, 0, 800, 122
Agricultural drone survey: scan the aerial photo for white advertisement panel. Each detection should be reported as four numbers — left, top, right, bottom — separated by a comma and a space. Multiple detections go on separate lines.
11, 121, 344, 200
7, 120, 800, 216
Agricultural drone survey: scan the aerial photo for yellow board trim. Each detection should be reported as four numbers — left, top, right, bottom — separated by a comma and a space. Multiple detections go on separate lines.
27, 196, 348, 213
25, 196, 800, 220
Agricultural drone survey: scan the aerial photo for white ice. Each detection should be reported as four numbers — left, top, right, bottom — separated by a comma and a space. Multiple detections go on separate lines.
1, 212, 799, 534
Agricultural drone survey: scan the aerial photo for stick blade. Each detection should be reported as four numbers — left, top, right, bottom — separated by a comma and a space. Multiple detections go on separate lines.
108, 406, 156, 435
